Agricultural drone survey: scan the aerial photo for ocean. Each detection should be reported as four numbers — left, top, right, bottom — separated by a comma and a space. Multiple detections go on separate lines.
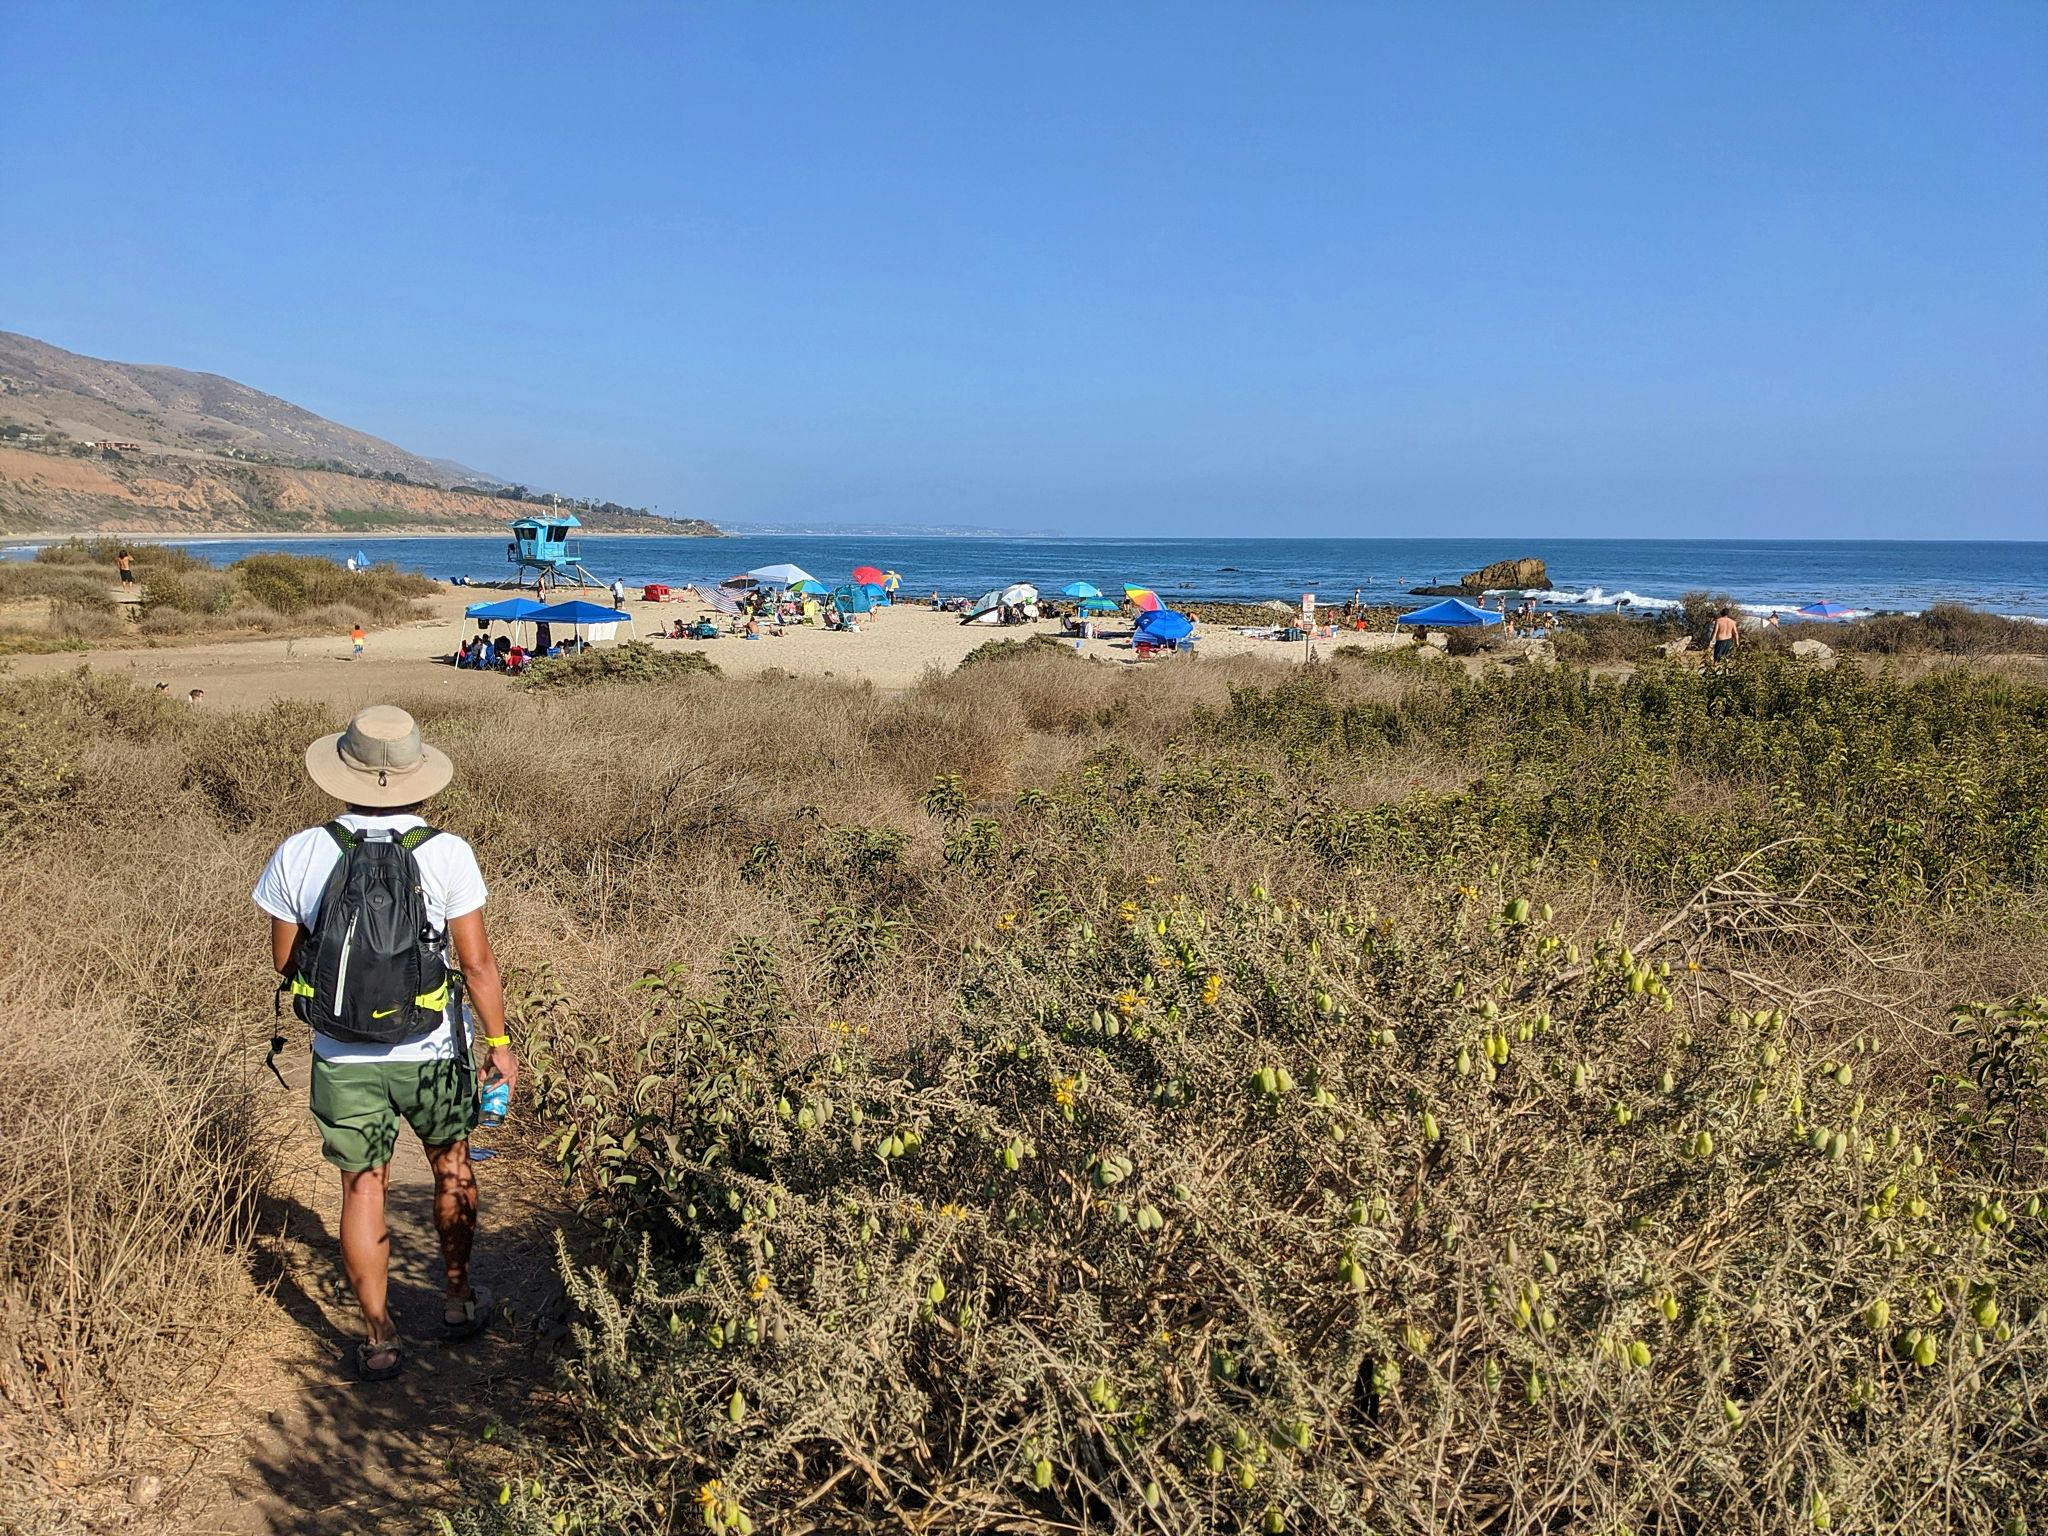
16, 534, 2048, 619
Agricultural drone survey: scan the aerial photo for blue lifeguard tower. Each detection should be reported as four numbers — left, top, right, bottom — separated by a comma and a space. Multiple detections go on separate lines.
507, 514, 601, 589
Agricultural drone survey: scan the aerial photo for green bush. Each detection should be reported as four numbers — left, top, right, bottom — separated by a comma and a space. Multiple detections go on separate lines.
959, 632, 1081, 668
519, 641, 722, 690
453, 656, 2048, 1536
1830, 604, 2048, 658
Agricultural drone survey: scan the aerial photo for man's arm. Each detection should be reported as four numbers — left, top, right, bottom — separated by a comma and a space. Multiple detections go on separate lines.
448, 909, 519, 1092
271, 917, 299, 976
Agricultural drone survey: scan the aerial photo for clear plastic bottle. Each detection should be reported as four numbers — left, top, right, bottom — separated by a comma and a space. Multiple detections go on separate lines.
479, 1079, 510, 1128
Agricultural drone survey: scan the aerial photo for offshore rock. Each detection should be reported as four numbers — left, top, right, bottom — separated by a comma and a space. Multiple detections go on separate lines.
1408, 557, 1552, 596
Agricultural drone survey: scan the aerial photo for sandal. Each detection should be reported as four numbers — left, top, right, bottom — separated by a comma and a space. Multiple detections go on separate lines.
441, 1283, 495, 1342
355, 1336, 405, 1381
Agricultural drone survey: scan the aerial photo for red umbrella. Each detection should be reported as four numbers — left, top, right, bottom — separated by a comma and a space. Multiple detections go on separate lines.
851, 564, 887, 586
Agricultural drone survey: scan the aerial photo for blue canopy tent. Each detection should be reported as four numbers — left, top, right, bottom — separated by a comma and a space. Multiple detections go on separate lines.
530, 598, 634, 650
1397, 597, 1503, 628
832, 584, 876, 615
464, 596, 547, 622
1134, 608, 1195, 647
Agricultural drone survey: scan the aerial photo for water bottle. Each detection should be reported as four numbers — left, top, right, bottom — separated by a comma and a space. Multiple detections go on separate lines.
479, 1079, 511, 1128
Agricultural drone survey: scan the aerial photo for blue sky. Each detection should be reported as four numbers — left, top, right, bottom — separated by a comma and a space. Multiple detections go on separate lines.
4, 2, 2042, 537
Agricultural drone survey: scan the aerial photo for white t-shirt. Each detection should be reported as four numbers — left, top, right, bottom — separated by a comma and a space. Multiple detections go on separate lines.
252, 813, 487, 1064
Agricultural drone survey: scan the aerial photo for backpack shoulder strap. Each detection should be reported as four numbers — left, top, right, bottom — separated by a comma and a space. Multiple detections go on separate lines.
322, 821, 357, 852
399, 825, 442, 852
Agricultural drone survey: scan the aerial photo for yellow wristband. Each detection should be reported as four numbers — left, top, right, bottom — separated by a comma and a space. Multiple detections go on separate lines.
481, 1034, 510, 1048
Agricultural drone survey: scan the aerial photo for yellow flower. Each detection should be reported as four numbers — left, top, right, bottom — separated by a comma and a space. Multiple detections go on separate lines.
1114, 989, 1145, 1019
1201, 973, 1223, 1006
939, 1202, 967, 1221
1685, 960, 1701, 972
697, 1481, 722, 1507
1156, 1328, 1173, 1345
1145, 873, 1163, 887
750, 1273, 772, 1299
1118, 899, 1141, 924
1588, 856, 1600, 870
995, 912, 1016, 932
1052, 1075, 1078, 1106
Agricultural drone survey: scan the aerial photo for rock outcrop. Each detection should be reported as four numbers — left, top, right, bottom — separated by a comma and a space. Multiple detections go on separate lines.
1408, 557, 1552, 596
1462, 557, 1550, 592
1789, 638, 1837, 669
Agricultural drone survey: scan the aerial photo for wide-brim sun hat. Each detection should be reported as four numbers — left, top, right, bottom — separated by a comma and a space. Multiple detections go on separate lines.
305, 705, 454, 808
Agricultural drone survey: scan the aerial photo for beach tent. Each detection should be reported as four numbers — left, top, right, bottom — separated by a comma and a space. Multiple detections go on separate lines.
1061, 581, 1103, 599
734, 563, 816, 590
858, 582, 890, 606
831, 584, 876, 615
960, 583, 1039, 625
464, 596, 547, 622
1135, 609, 1194, 644
1794, 600, 1855, 621
1397, 597, 1502, 628
531, 598, 634, 647
1125, 584, 1162, 613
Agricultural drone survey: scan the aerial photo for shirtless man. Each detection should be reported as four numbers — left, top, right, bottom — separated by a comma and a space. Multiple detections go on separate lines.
1708, 608, 1740, 665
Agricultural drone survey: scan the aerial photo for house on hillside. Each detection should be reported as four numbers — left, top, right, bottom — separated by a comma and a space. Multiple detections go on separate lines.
100, 441, 143, 456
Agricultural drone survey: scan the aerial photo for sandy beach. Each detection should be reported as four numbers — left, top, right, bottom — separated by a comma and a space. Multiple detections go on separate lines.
6, 581, 1404, 709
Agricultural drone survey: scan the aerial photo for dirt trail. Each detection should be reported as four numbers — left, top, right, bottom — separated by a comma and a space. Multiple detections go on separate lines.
178, 1054, 571, 1536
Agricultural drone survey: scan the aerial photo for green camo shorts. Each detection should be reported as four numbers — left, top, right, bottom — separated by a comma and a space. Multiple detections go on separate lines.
309, 1055, 477, 1172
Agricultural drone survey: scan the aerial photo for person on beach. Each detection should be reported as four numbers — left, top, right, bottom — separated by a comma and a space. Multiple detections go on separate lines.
117, 548, 134, 586
346, 555, 358, 576
351, 623, 367, 661
611, 577, 626, 607
1709, 607, 1740, 664
253, 705, 519, 1381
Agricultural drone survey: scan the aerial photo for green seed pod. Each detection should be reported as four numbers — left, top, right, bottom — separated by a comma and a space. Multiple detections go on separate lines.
727, 1389, 747, 1423
1032, 1458, 1053, 1490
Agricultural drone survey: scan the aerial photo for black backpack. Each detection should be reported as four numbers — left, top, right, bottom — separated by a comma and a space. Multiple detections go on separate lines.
284, 822, 453, 1045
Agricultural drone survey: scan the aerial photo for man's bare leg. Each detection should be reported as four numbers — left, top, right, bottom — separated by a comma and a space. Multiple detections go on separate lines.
338, 1165, 398, 1365
425, 1140, 479, 1323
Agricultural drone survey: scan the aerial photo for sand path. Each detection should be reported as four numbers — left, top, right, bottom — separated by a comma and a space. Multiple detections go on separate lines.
178, 1053, 570, 1535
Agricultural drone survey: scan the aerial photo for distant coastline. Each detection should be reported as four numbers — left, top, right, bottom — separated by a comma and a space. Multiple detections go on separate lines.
3, 525, 724, 545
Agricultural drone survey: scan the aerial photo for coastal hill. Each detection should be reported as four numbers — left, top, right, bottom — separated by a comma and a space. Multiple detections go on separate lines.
0, 330, 716, 537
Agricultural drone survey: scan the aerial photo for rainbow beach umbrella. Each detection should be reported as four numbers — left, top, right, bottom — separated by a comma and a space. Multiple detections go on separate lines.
1124, 584, 1162, 613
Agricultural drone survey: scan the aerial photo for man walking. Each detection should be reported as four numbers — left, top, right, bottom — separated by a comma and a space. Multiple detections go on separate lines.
1708, 607, 1740, 666
253, 706, 519, 1380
